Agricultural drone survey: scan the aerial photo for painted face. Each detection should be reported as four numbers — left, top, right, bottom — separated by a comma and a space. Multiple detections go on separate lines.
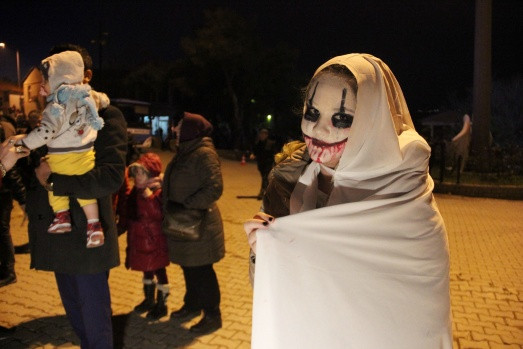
301, 72, 356, 168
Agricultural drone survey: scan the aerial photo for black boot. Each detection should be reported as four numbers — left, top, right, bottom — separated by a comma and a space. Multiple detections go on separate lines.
0, 272, 16, 288
147, 286, 169, 320
170, 305, 201, 322
189, 310, 222, 335
134, 282, 156, 313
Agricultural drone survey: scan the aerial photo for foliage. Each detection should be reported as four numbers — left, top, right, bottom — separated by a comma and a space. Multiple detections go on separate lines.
491, 75, 523, 146
176, 8, 303, 149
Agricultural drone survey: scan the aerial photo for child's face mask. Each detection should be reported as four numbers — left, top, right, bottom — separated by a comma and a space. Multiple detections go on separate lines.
301, 72, 356, 168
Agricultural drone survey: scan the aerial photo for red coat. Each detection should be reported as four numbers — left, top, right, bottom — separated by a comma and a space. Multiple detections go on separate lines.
123, 187, 169, 271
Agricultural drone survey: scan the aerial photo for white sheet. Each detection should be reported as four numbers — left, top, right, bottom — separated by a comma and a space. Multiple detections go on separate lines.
251, 54, 452, 349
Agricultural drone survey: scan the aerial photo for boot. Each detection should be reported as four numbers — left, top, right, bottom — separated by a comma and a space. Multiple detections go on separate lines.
189, 309, 222, 335
147, 284, 169, 320
134, 280, 156, 313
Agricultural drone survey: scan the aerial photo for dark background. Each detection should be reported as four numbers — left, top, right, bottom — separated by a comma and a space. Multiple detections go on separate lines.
1, 0, 521, 111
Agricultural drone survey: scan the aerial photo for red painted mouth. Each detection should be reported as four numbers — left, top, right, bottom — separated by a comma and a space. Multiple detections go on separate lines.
303, 134, 347, 147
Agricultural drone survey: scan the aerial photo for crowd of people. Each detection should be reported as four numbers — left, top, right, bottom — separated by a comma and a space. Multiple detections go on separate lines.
0, 44, 451, 349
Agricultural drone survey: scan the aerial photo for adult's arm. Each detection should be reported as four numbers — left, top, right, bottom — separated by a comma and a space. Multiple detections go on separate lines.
3, 166, 26, 205
183, 147, 223, 209
51, 106, 127, 199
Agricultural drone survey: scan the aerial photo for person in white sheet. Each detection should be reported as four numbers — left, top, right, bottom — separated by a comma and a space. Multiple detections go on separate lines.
244, 53, 452, 348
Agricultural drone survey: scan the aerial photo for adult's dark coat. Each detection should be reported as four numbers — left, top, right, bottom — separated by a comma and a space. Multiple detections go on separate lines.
27, 105, 127, 273
163, 136, 225, 267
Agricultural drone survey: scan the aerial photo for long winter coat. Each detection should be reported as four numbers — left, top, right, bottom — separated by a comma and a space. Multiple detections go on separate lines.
163, 137, 225, 267
123, 187, 169, 271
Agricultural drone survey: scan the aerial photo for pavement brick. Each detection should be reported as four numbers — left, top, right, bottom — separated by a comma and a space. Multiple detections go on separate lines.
1, 153, 522, 348
458, 338, 490, 348
490, 344, 522, 349
471, 331, 504, 343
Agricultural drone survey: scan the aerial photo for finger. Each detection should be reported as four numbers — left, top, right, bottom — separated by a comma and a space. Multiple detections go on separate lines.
243, 220, 266, 236
253, 212, 275, 223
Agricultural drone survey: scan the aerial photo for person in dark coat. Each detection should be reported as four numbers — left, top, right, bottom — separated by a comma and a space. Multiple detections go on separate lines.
0, 124, 27, 288
26, 44, 127, 348
118, 152, 170, 320
164, 111, 225, 335
251, 128, 278, 199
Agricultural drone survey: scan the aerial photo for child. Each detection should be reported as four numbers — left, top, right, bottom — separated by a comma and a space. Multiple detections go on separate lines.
17, 50, 105, 248
118, 152, 170, 319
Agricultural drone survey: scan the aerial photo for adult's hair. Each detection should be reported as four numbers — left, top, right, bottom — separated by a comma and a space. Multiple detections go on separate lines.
48, 43, 93, 71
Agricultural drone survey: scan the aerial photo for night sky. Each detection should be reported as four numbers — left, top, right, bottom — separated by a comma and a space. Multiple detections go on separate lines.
1, 0, 522, 110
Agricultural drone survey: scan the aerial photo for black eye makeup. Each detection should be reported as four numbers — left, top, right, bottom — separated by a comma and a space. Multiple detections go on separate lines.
304, 82, 320, 122
332, 88, 354, 128
332, 112, 354, 128
304, 105, 320, 122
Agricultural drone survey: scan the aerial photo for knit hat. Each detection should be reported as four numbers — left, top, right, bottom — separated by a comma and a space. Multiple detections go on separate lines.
179, 112, 213, 142
128, 152, 162, 178
40, 51, 84, 93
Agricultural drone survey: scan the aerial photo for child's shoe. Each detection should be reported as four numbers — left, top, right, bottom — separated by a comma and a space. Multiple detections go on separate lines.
86, 221, 105, 248
48, 211, 72, 233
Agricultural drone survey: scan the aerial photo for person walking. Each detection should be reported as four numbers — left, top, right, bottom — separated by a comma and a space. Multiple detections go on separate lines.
117, 152, 170, 320
163, 111, 225, 335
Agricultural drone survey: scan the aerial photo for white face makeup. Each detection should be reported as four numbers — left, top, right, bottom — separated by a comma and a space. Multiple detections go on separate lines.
301, 72, 356, 168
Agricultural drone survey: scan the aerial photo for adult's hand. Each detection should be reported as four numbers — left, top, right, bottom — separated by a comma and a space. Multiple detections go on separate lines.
0, 138, 29, 173
243, 212, 275, 254
35, 157, 51, 187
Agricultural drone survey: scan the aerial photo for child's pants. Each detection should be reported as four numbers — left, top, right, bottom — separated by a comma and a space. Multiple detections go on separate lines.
46, 150, 97, 212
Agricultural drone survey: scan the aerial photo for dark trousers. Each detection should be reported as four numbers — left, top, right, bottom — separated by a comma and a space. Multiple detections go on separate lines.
258, 165, 272, 196
0, 192, 14, 277
55, 272, 113, 349
181, 264, 221, 315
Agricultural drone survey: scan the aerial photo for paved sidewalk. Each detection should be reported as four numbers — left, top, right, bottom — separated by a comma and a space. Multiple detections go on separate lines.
1, 155, 522, 348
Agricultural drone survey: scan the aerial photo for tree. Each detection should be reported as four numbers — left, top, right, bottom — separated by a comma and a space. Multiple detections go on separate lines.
178, 8, 302, 149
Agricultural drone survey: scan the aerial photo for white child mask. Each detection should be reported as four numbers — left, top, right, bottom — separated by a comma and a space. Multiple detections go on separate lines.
301, 72, 356, 168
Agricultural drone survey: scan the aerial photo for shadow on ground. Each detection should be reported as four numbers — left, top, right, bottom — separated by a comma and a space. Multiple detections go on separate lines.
1, 312, 199, 348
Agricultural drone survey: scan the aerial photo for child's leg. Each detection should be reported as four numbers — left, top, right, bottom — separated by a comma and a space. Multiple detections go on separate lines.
46, 151, 95, 235
79, 199, 104, 248
135, 272, 156, 313
80, 200, 99, 221
47, 192, 72, 234
155, 268, 169, 286
147, 268, 170, 320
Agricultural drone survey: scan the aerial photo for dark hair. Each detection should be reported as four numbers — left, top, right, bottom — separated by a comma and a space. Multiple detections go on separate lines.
305, 64, 358, 97
48, 43, 93, 71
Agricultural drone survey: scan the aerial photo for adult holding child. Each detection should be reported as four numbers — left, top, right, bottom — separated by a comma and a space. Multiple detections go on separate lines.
23, 44, 127, 349
244, 53, 452, 348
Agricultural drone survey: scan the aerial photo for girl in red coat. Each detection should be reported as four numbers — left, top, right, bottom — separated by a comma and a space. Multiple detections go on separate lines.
119, 152, 170, 319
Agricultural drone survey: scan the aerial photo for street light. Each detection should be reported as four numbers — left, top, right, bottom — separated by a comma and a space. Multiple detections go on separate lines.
0, 42, 21, 88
